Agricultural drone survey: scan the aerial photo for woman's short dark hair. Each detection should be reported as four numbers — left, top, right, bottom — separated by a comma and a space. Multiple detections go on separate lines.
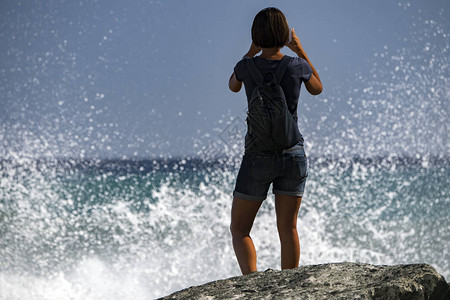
251, 7, 289, 48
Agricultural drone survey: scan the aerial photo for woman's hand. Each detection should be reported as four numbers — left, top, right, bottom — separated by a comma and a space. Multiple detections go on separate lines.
245, 42, 261, 58
286, 28, 304, 56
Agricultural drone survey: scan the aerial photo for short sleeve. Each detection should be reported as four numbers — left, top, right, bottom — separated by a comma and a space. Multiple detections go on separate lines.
233, 59, 246, 82
293, 57, 313, 82
301, 58, 313, 82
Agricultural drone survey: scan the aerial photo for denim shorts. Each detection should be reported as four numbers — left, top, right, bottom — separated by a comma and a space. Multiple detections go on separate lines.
233, 145, 308, 201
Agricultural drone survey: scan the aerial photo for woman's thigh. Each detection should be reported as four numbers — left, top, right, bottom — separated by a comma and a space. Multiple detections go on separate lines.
275, 195, 302, 229
230, 197, 263, 235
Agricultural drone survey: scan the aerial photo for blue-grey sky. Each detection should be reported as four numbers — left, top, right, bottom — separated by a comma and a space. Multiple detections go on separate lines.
1, 0, 448, 159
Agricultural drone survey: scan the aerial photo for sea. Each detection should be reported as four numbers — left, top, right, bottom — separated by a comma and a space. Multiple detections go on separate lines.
1, 2, 449, 299
1, 154, 449, 299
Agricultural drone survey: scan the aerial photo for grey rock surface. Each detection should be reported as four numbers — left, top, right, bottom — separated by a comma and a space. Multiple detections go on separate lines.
158, 262, 449, 300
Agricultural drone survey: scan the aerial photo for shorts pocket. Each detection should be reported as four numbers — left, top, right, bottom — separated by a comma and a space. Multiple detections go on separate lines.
289, 155, 308, 180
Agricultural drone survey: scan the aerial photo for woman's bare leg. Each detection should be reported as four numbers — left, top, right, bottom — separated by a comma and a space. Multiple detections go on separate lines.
275, 194, 302, 270
230, 196, 262, 275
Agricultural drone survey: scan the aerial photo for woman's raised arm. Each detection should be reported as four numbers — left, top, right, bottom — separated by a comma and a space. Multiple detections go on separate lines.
228, 43, 261, 93
228, 72, 242, 93
286, 28, 323, 95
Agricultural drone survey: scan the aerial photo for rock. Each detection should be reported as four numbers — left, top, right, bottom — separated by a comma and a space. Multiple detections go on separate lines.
158, 262, 449, 300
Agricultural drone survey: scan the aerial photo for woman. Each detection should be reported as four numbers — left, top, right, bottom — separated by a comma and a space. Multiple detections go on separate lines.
228, 7, 323, 275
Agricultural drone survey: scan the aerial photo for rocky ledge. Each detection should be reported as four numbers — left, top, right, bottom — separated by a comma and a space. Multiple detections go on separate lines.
159, 262, 449, 300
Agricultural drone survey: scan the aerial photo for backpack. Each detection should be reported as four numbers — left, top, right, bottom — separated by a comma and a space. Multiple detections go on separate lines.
244, 56, 302, 153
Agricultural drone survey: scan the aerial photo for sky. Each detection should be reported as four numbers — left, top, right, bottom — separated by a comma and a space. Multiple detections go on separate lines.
1, 0, 449, 159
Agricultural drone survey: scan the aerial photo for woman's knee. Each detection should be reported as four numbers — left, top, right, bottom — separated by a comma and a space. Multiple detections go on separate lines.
230, 220, 251, 238
277, 221, 297, 235
230, 196, 261, 237
276, 215, 298, 237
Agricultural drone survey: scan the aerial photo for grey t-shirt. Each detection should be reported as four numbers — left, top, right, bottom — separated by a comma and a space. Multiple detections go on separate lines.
233, 55, 313, 116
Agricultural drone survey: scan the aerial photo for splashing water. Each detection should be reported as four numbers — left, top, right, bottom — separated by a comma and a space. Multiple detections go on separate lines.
1, 155, 449, 299
301, 8, 449, 158
1, 3, 449, 300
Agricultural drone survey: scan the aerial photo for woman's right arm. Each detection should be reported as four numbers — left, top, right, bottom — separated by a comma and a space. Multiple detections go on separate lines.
286, 28, 323, 95
229, 43, 261, 93
229, 72, 242, 93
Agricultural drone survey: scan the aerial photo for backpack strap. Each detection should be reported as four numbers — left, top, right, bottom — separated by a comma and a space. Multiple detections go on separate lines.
274, 56, 291, 84
276, 56, 297, 119
244, 58, 264, 85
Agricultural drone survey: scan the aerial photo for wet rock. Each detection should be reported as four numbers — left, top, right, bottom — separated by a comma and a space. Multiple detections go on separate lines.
158, 262, 449, 300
